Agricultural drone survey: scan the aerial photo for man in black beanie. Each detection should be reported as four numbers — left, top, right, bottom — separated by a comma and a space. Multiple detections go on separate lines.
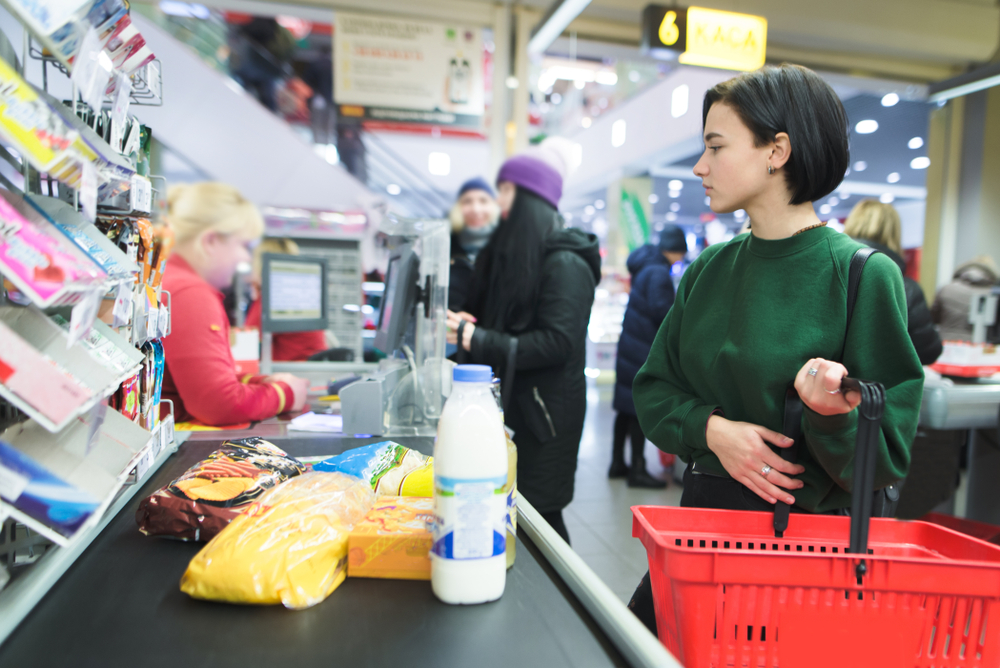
610, 225, 688, 487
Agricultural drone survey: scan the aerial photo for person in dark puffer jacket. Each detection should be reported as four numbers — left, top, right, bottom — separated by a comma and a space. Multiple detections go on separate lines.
844, 200, 942, 365
611, 226, 688, 487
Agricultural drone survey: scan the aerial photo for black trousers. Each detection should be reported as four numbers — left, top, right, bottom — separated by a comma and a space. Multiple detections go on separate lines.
627, 464, 787, 635
541, 510, 570, 545
612, 412, 646, 464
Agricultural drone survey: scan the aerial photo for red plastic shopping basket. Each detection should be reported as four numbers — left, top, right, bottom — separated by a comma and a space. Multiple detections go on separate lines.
633, 379, 1000, 668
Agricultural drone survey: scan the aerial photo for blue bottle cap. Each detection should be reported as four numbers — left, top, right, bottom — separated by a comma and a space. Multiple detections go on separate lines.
453, 364, 493, 383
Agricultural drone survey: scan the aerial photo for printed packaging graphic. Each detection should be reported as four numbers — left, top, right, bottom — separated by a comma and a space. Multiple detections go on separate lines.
312, 441, 433, 497
0, 189, 106, 307
432, 474, 506, 560
349, 496, 435, 580
0, 440, 101, 536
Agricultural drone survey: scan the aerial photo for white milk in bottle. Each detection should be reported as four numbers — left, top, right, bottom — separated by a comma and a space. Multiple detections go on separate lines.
431, 364, 508, 604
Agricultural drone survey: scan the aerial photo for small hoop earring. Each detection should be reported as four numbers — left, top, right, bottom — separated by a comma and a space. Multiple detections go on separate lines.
767, 164, 774, 175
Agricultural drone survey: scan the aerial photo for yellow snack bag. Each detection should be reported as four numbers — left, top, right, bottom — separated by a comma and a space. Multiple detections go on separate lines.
180, 472, 375, 610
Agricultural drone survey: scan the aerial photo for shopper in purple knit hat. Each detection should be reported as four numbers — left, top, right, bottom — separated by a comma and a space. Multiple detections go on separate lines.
445, 138, 601, 545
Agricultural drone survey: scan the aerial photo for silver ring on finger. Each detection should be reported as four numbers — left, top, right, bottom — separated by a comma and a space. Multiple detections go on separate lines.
808, 368, 819, 377
761, 464, 772, 477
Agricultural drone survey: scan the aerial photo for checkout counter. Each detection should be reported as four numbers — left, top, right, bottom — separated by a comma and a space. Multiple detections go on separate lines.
0, 217, 678, 667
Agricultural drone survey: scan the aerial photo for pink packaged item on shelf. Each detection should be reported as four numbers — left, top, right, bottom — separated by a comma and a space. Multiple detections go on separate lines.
0, 190, 105, 307
0, 321, 93, 429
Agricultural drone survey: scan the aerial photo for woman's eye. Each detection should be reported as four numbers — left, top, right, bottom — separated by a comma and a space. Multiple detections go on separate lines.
708, 146, 720, 152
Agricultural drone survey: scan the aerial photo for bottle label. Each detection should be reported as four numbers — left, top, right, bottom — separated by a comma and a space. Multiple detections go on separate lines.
433, 474, 507, 560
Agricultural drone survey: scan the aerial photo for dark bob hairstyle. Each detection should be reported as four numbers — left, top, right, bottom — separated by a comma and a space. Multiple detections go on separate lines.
702, 64, 849, 206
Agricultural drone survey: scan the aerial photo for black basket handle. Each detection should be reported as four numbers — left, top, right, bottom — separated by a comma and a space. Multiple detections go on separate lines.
843, 377, 886, 584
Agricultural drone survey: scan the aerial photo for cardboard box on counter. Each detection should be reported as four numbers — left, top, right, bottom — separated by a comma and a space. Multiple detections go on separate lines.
348, 496, 434, 581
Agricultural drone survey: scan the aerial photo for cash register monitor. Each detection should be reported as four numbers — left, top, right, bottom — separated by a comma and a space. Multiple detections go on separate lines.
375, 245, 419, 355
260, 253, 328, 333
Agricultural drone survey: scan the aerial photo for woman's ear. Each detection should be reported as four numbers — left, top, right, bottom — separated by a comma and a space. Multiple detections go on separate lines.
771, 132, 792, 170
199, 230, 222, 257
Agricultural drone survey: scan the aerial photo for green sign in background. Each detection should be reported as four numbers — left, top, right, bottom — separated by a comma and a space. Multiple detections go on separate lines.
619, 188, 651, 251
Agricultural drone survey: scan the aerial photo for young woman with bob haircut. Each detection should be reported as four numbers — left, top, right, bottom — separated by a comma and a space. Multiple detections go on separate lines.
627, 64, 924, 632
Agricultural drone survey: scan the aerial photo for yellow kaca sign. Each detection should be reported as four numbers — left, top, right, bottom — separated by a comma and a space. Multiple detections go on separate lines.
678, 7, 767, 72
642, 5, 767, 72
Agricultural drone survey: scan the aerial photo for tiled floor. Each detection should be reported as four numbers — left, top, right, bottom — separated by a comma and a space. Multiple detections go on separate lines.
562, 379, 683, 603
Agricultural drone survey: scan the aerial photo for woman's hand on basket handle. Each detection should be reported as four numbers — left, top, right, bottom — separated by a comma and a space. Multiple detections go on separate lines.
794, 358, 862, 416
705, 416, 805, 505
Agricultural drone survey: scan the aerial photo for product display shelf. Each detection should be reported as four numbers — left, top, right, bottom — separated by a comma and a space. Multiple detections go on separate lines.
0, 420, 187, 646
0, 304, 137, 431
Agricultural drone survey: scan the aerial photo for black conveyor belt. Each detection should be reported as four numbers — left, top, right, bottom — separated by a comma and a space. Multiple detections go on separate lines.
0, 436, 628, 668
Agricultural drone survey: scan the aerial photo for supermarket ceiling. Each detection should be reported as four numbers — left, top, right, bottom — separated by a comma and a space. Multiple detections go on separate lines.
183, 0, 1000, 80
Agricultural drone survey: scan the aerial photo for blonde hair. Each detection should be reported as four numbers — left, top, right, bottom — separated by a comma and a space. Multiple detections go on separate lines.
166, 182, 264, 246
252, 237, 300, 282
844, 200, 902, 254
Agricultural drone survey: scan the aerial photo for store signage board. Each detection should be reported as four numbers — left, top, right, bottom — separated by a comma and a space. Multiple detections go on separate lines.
642, 5, 767, 72
333, 11, 485, 128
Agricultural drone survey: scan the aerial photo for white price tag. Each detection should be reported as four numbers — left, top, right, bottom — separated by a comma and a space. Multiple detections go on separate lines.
157, 300, 169, 338
151, 423, 162, 457
146, 305, 158, 340
130, 175, 151, 213
112, 280, 133, 327
111, 72, 132, 131
0, 463, 29, 502
84, 402, 107, 456
68, 288, 101, 348
71, 28, 113, 111
80, 161, 97, 223
162, 413, 175, 447
146, 61, 162, 100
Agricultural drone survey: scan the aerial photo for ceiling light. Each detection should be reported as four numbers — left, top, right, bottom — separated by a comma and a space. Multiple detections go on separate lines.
853, 161, 868, 172
574, 79, 586, 90
671, 84, 689, 118
828, 197, 839, 206
667, 179, 684, 190
908, 137, 924, 149
551, 93, 562, 104
611, 119, 626, 147
595, 199, 605, 210
669, 202, 680, 212
629, 70, 641, 83
428, 152, 450, 176
584, 206, 595, 217
838, 191, 850, 200
595, 71, 618, 86
855, 120, 879, 134
887, 172, 900, 183
386, 184, 401, 195
911, 156, 931, 169
648, 193, 660, 204
669, 189, 681, 198
819, 204, 832, 215
734, 209, 746, 220
581, 117, 592, 128
880, 193, 895, 203
527, 0, 594, 55
666, 212, 678, 221
565, 212, 573, 221
704, 196, 711, 206
881, 93, 900, 107
506, 76, 519, 89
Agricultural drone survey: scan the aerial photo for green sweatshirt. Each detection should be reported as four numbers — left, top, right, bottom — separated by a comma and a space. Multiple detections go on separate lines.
633, 227, 924, 512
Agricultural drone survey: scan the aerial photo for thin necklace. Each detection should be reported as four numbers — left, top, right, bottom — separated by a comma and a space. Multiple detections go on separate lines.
793, 221, 828, 236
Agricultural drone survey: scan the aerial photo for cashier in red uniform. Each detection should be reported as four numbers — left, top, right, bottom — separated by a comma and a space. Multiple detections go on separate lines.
160, 182, 309, 425
245, 238, 328, 361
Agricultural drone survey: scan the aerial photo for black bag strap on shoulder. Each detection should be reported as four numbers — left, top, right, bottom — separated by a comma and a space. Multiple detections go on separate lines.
773, 247, 880, 538
842, 247, 879, 360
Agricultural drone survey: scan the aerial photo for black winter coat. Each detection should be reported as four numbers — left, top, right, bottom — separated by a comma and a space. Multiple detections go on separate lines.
613, 245, 677, 415
861, 240, 942, 365
467, 228, 601, 513
448, 233, 475, 311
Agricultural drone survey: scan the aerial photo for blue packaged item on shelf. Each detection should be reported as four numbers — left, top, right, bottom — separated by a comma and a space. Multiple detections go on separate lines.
0, 441, 100, 536
312, 441, 432, 497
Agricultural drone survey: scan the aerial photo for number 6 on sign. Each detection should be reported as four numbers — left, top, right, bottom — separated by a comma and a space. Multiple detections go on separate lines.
659, 11, 680, 46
